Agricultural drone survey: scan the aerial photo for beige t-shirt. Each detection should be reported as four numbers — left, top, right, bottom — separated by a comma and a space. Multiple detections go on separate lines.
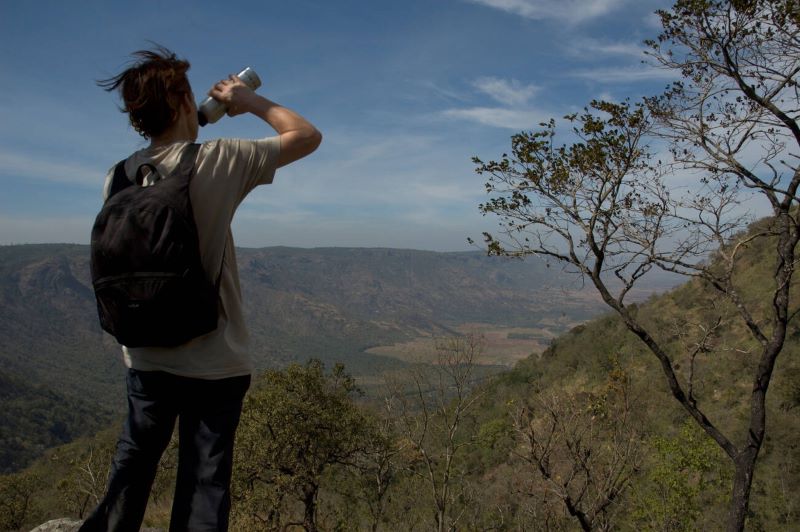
101, 137, 281, 379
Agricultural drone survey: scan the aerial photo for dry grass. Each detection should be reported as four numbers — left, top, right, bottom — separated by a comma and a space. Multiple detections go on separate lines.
365, 322, 574, 367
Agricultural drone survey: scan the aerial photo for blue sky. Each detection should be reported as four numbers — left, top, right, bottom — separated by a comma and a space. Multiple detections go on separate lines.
0, 0, 676, 250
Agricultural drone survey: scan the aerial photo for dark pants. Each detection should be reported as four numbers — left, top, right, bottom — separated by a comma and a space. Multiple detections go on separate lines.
80, 369, 251, 532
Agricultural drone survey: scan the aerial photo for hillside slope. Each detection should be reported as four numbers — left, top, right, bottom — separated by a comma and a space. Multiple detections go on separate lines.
4, 221, 798, 529
0, 369, 112, 474
0, 244, 630, 472
469, 220, 800, 529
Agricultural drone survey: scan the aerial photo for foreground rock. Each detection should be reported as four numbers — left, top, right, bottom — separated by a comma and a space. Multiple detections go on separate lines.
29, 519, 81, 532
29, 519, 164, 532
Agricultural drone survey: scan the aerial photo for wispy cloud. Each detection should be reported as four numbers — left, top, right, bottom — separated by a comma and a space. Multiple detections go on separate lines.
644, 11, 664, 30
0, 150, 107, 187
442, 107, 547, 130
569, 65, 676, 83
595, 91, 617, 103
231, 214, 487, 251
466, 0, 630, 23
441, 75, 549, 130
473, 77, 540, 106
410, 79, 471, 103
238, 129, 484, 220
566, 38, 647, 58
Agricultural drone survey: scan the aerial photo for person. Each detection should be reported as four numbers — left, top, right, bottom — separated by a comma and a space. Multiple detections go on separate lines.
81, 46, 321, 532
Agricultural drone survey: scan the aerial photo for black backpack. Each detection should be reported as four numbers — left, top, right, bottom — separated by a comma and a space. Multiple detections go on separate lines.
90, 143, 220, 347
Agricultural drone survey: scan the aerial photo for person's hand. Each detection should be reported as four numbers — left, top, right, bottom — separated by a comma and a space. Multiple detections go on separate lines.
208, 75, 255, 117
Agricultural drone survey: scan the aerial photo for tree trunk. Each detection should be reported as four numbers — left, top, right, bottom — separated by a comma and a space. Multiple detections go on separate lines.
302, 484, 318, 532
728, 447, 759, 532
726, 213, 796, 531
564, 497, 592, 531
436, 508, 445, 532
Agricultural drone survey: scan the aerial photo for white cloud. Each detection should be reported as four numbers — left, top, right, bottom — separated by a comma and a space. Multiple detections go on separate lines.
228, 126, 488, 250
442, 107, 548, 130
473, 77, 540, 106
243, 152, 482, 211
644, 11, 664, 30
596, 91, 617, 102
440, 75, 550, 130
594, 42, 647, 57
467, 0, 629, 23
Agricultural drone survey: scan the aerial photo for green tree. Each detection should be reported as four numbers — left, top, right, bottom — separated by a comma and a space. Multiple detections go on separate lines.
0, 470, 40, 531
472, 2, 799, 530
232, 360, 371, 531
633, 421, 730, 531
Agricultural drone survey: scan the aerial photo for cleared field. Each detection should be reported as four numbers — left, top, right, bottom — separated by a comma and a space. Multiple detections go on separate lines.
364, 321, 578, 367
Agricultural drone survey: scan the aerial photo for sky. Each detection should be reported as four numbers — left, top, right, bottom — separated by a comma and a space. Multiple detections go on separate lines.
0, 0, 680, 251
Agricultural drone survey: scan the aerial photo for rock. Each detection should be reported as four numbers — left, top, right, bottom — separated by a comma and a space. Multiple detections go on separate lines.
29, 519, 164, 532
29, 519, 81, 532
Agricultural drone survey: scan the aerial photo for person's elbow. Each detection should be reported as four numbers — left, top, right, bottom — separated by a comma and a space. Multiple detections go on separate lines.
294, 126, 322, 162
277, 126, 322, 167
305, 126, 322, 155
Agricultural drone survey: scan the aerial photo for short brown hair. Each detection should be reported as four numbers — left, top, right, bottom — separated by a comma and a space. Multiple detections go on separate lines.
98, 46, 192, 139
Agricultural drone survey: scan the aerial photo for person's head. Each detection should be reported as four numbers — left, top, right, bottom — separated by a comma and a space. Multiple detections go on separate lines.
98, 45, 196, 140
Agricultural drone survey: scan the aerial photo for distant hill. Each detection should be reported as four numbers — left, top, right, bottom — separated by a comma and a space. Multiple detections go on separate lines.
235, 246, 622, 365
0, 243, 675, 473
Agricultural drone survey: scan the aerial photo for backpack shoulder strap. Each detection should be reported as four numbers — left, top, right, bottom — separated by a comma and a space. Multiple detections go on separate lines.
108, 143, 200, 198
106, 159, 132, 199
135, 163, 160, 185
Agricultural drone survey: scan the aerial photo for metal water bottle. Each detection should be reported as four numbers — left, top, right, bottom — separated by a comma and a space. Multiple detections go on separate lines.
197, 67, 262, 126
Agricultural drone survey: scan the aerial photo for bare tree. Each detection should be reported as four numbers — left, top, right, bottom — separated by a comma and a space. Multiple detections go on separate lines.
511, 361, 642, 531
473, 3, 799, 529
352, 405, 405, 532
388, 333, 485, 532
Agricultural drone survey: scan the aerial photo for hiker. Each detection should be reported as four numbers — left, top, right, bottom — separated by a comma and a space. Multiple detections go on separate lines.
81, 46, 321, 531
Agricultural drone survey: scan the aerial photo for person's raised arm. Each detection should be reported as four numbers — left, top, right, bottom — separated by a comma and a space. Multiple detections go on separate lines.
209, 75, 322, 167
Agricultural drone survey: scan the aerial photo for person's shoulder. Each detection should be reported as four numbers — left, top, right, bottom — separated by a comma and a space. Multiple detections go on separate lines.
198, 137, 280, 162
201, 137, 280, 150
197, 138, 232, 160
